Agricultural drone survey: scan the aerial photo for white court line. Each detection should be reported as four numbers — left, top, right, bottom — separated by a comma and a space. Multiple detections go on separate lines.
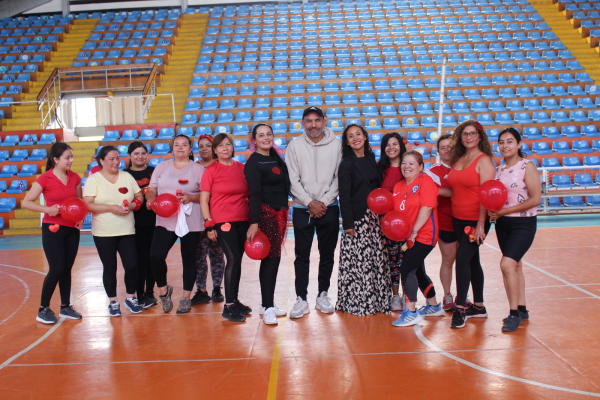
0, 271, 30, 327
483, 243, 600, 300
414, 325, 600, 397
0, 318, 64, 371
0, 263, 47, 276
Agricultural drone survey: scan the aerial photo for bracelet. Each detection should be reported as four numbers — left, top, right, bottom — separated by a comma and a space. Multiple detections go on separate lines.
411, 230, 418, 235
133, 198, 142, 211
204, 219, 215, 228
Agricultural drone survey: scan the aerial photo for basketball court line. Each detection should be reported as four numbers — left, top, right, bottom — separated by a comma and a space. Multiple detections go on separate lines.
0, 263, 47, 276
0, 271, 30, 327
414, 324, 600, 397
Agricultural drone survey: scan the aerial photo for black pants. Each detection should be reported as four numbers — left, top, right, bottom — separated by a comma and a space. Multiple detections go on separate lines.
400, 241, 436, 303
216, 221, 249, 304
452, 217, 492, 307
135, 225, 156, 297
40, 223, 80, 308
93, 235, 138, 298
150, 226, 201, 292
292, 205, 340, 300
260, 257, 281, 309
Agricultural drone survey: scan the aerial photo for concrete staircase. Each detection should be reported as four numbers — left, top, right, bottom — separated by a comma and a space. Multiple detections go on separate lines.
532, 1, 599, 84
145, 14, 208, 125
70, 141, 99, 177
2, 19, 99, 132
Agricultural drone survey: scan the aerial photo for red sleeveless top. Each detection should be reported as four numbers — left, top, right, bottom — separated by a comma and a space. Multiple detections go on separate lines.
447, 154, 486, 221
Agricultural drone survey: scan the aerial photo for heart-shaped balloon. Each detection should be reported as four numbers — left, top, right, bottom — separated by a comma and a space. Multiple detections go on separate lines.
118, 187, 129, 194
49, 224, 60, 233
178, 179, 188, 184
221, 222, 231, 232
272, 167, 281, 175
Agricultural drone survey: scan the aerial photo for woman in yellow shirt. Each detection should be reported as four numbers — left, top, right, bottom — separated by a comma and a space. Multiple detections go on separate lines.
83, 146, 144, 317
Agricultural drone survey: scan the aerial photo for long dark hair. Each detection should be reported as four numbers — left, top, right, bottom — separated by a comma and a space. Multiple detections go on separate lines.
378, 132, 406, 176
126, 140, 147, 168
95, 145, 118, 168
341, 124, 374, 159
46, 142, 73, 172
251, 123, 290, 194
499, 127, 524, 158
449, 119, 494, 165
172, 134, 194, 160
212, 133, 235, 159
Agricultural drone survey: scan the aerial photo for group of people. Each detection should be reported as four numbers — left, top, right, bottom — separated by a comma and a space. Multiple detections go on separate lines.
24, 106, 540, 333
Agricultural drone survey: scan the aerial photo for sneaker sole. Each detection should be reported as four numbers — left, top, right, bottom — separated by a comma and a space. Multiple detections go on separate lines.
263, 318, 278, 325
141, 301, 157, 309
392, 315, 424, 327
290, 306, 310, 319
466, 313, 488, 319
59, 313, 82, 320
259, 308, 287, 317
191, 297, 211, 306
451, 321, 466, 329
176, 309, 191, 314
36, 316, 57, 324
109, 312, 121, 317
315, 305, 334, 314
222, 314, 246, 323
124, 303, 143, 314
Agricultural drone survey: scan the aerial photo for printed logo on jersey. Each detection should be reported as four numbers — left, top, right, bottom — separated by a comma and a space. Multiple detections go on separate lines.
412, 185, 420, 194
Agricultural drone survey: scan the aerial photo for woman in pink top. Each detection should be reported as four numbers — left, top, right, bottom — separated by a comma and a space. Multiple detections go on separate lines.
145, 134, 205, 315
489, 128, 541, 332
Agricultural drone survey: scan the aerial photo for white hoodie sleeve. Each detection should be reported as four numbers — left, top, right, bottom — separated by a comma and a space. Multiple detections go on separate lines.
286, 141, 314, 207
319, 140, 342, 206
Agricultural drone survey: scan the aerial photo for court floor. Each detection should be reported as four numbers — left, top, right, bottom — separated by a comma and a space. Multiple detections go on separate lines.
1, 223, 600, 399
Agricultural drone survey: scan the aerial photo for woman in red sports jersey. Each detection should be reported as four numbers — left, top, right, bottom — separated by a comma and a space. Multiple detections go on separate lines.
445, 120, 496, 329
378, 132, 407, 310
391, 151, 444, 327
425, 133, 458, 311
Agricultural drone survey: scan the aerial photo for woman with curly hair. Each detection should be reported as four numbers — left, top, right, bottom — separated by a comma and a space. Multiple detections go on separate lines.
444, 120, 496, 329
336, 124, 390, 316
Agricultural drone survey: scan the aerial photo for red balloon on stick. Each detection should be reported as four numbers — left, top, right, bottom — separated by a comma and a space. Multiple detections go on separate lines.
381, 211, 412, 242
479, 180, 508, 211
60, 197, 88, 223
367, 188, 394, 215
244, 231, 271, 260
151, 193, 179, 218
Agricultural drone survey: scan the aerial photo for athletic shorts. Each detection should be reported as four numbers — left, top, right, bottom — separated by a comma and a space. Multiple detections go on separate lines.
438, 229, 457, 244
494, 216, 537, 262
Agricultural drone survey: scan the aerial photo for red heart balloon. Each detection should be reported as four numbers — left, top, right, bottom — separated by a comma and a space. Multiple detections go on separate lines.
151, 193, 179, 218
118, 187, 129, 194
60, 198, 88, 224
272, 167, 281, 175
367, 188, 394, 215
49, 224, 60, 233
221, 222, 231, 232
244, 231, 271, 260
178, 179, 188, 184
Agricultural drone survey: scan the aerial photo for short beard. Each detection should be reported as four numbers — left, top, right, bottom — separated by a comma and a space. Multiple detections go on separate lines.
306, 129, 323, 138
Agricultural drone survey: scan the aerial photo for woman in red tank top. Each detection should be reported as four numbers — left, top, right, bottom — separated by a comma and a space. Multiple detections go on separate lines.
444, 120, 496, 330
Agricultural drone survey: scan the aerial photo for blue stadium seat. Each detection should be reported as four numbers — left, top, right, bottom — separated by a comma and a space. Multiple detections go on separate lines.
0, 197, 17, 212
6, 179, 27, 194
152, 143, 170, 156
157, 127, 175, 139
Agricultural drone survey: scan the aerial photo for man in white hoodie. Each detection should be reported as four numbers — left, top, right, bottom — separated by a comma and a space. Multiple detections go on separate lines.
286, 106, 342, 318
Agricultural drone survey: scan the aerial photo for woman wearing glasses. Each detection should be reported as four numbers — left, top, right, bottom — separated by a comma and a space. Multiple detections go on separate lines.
445, 120, 496, 329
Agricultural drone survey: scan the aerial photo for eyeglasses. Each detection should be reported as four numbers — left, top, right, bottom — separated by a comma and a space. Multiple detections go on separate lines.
461, 131, 479, 138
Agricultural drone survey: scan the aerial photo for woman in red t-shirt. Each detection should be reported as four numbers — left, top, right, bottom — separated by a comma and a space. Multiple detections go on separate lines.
200, 133, 251, 323
391, 151, 443, 327
22, 143, 83, 324
425, 133, 458, 311
377, 132, 406, 310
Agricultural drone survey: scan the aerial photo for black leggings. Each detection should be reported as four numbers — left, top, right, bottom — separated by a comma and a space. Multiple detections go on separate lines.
135, 225, 156, 297
40, 223, 80, 308
260, 257, 281, 309
452, 217, 492, 307
400, 241, 436, 303
93, 235, 138, 298
150, 226, 201, 292
216, 221, 249, 304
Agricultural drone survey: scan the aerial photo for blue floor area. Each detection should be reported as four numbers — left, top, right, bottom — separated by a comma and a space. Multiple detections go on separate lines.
0, 214, 598, 250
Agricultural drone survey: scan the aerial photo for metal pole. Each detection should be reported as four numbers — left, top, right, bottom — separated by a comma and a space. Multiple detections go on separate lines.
437, 57, 447, 145
171, 93, 176, 123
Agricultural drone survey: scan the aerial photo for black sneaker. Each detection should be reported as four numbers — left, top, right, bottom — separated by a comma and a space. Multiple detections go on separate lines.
190, 290, 211, 305
451, 308, 466, 329
234, 300, 252, 315
59, 305, 82, 320
502, 314, 522, 332
36, 307, 58, 324
141, 295, 158, 309
222, 304, 246, 322
503, 309, 529, 323
212, 287, 224, 302
465, 305, 488, 319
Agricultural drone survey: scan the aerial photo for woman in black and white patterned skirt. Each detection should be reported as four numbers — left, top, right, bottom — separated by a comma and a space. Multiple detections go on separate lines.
336, 124, 391, 316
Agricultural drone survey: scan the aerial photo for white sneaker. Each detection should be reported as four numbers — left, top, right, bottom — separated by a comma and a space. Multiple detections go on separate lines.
391, 295, 403, 311
262, 307, 278, 325
259, 304, 287, 317
315, 291, 334, 314
290, 296, 310, 319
